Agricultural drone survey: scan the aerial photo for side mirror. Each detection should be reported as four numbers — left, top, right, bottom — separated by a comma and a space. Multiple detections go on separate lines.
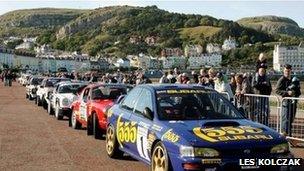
143, 107, 154, 120
116, 95, 125, 104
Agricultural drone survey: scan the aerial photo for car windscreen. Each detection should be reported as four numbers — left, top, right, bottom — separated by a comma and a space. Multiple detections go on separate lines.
46, 79, 70, 87
31, 78, 44, 85
156, 89, 244, 120
58, 84, 85, 94
91, 86, 127, 100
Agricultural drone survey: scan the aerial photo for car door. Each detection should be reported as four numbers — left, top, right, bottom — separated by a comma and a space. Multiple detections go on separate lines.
80, 88, 90, 122
129, 88, 154, 162
117, 87, 143, 152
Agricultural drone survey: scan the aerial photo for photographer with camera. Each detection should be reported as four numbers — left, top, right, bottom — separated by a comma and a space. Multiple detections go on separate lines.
276, 64, 301, 136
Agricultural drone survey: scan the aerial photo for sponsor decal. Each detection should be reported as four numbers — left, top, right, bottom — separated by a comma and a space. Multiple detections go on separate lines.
193, 126, 273, 142
116, 115, 137, 147
161, 129, 180, 143
157, 89, 206, 94
151, 124, 162, 132
107, 108, 113, 118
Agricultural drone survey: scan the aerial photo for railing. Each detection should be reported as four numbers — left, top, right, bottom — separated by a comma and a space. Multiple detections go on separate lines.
280, 97, 304, 144
232, 94, 304, 146
234, 94, 281, 131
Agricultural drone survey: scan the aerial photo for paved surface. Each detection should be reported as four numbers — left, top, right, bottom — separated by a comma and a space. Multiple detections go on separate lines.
0, 83, 303, 171
0, 83, 147, 171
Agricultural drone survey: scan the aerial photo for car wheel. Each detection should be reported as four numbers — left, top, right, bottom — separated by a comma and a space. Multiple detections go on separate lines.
71, 109, 81, 129
87, 115, 93, 136
29, 94, 33, 100
48, 102, 54, 115
42, 99, 47, 110
106, 125, 123, 158
93, 113, 103, 139
151, 142, 171, 171
37, 97, 42, 106
26, 94, 29, 99
35, 97, 38, 104
55, 102, 63, 120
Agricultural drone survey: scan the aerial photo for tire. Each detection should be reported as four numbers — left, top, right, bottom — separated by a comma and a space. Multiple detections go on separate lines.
87, 115, 93, 136
93, 113, 103, 139
55, 102, 63, 120
42, 98, 47, 110
71, 109, 81, 129
35, 97, 38, 104
106, 125, 123, 158
48, 102, 54, 115
29, 94, 33, 100
151, 142, 171, 171
26, 94, 29, 99
37, 97, 42, 106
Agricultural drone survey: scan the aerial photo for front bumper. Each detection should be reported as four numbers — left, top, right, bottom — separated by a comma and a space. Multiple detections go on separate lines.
169, 152, 293, 171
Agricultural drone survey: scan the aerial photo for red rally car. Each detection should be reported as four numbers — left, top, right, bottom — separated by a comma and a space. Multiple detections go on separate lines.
70, 83, 132, 139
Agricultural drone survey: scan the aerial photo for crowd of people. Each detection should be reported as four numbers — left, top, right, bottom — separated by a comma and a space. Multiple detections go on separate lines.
0, 53, 302, 136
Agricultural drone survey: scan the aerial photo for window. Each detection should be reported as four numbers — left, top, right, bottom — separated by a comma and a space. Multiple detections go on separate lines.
134, 89, 153, 117
121, 87, 142, 111
82, 88, 90, 102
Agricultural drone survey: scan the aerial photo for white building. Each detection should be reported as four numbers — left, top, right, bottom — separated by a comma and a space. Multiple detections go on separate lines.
273, 43, 304, 72
184, 44, 203, 57
188, 53, 222, 69
206, 43, 221, 54
161, 56, 187, 69
15, 42, 34, 50
222, 37, 237, 51
114, 58, 130, 68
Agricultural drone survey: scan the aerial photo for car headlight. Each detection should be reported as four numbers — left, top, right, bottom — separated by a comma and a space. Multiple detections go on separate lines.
270, 143, 289, 154
180, 146, 219, 157
62, 98, 70, 106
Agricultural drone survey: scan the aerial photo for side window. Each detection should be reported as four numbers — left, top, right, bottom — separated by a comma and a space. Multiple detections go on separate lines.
121, 88, 142, 111
82, 88, 90, 102
134, 89, 153, 117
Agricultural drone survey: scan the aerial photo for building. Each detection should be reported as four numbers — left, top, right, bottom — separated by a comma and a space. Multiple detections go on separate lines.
273, 43, 304, 72
35, 44, 53, 54
188, 53, 222, 69
161, 48, 183, 57
206, 43, 221, 54
145, 36, 158, 46
15, 42, 35, 50
184, 44, 203, 57
161, 56, 187, 69
114, 58, 130, 68
222, 36, 237, 51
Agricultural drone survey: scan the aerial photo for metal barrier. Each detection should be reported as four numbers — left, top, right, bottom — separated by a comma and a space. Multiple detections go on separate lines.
280, 97, 304, 143
234, 94, 281, 132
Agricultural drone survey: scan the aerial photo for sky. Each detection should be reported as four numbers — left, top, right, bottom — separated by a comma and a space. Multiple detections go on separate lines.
0, 0, 303, 27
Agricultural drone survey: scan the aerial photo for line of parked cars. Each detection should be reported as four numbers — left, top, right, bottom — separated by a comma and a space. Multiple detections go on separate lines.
21, 74, 293, 171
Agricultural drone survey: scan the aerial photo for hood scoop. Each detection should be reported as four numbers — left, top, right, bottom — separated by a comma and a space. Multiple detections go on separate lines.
202, 121, 240, 128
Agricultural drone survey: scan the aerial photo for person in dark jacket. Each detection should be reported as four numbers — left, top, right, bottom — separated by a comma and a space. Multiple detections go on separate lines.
256, 53, 267, 72
276, 64, 301, 136
252, 66, 272, 125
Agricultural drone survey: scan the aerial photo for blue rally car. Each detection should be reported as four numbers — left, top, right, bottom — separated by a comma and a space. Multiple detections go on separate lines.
106, 84, 291, 171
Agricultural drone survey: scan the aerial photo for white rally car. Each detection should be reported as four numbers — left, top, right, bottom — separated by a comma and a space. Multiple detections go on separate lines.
36, 77, 71, 109
25, 76, 44, 100
48, 81, 88, 120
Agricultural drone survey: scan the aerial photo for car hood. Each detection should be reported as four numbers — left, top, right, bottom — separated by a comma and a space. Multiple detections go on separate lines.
162, 119, 286, 148
57, 93, 76, 100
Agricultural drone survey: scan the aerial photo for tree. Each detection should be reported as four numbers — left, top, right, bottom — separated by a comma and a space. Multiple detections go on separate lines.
184, 19, 200, 27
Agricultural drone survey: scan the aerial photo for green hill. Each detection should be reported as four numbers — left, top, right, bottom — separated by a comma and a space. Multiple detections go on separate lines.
237, 15, 304, 37
0, 8, 88, 36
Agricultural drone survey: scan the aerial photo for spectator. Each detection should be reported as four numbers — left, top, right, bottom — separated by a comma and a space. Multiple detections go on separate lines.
167, 70, 176, 83
4, 70, 13, 87
207, 68, 217, 88
198, 75, 213, 88
256, 53, 267, 72
159, 72, 169, 83
230, 74, 237, 95
191, 71, 199, 84
276, 64, 301, 136
181, 73, 191, 84
252, 66, 272, 125
214, 72, 234, 101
